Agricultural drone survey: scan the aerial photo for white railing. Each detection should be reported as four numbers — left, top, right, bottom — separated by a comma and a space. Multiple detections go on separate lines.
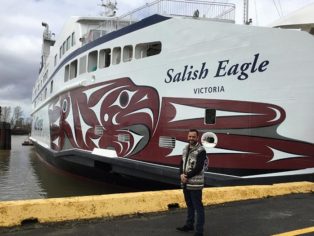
119, 0, 235, 23
81, 0, 235, 45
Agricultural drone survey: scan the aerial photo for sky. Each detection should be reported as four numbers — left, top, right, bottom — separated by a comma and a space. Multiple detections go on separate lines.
0, 0, 314, 119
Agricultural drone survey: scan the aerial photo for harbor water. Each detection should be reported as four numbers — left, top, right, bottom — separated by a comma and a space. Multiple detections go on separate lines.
0, 135, 174, 201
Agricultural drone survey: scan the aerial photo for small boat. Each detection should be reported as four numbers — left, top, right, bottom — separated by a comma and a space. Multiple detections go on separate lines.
22, 137, 33, 146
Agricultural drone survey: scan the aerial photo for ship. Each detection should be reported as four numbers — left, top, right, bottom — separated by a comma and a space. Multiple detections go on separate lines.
30, 0, 314, 186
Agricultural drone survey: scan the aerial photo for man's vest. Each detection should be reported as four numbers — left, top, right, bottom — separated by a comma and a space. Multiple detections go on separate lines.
182, 143, 207, 190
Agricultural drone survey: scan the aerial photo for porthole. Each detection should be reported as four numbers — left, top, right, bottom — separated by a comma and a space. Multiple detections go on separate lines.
62, 99, 68, 113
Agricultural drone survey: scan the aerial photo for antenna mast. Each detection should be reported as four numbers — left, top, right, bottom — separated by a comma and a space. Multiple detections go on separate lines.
243, 0, 252, 25
100, 0, 118, 17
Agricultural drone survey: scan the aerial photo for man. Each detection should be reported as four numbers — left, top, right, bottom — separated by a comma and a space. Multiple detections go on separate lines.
177, 129, 207, 236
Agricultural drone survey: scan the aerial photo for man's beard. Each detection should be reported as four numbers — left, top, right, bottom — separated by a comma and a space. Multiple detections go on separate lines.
189, 140, 197, 146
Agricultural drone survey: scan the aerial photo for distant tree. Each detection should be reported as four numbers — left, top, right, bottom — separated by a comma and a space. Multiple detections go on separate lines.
9, 107, 32, 134
24, 117, 32, 132
12, 106, 23, 127
16, 117, 24, 128
0, 106, 11, 123
25, 117, 32, 125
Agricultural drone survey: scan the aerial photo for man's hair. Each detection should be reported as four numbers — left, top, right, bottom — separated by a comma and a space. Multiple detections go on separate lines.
189, 129, 199, 136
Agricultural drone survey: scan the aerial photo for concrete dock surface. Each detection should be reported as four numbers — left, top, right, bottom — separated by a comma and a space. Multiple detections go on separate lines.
0, 193, 313, 236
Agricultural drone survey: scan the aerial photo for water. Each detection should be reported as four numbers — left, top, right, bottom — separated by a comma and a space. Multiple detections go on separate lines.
0, 135, 173, 201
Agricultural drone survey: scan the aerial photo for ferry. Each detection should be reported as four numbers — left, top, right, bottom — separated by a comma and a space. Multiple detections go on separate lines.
30, 0, 314, 186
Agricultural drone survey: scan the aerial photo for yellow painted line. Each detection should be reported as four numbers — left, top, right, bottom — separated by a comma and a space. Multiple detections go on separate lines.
0, 181, 313, 227
272, 226, 314, 236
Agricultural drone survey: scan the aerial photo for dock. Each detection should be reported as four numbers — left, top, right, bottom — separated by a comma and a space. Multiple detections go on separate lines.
0, 182, 313, 235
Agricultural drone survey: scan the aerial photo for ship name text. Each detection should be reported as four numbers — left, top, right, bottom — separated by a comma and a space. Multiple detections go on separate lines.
164, 53, 269, 83
193, 86, 225, 94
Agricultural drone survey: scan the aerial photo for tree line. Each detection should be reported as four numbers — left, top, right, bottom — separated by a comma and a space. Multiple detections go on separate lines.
0, 106, 32, 133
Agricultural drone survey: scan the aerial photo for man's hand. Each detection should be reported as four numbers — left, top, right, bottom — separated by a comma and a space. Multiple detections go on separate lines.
180, 174, 188, 184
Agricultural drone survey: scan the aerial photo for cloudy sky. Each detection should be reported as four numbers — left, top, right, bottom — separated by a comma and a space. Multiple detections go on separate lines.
0, 0, 314, 118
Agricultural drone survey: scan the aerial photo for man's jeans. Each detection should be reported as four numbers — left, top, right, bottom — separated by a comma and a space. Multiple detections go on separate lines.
183, 188, 205, 234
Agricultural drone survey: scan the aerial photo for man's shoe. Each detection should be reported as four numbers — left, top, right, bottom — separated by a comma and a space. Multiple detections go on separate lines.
176, 225, 194, 232
194, 233, 203, 236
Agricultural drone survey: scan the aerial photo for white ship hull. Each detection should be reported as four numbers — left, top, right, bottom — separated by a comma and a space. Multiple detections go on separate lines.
30, 1, 314, 186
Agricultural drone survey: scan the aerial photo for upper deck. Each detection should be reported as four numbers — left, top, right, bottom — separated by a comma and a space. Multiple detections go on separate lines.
119, 0, 235, 23
80, 0, 235, 45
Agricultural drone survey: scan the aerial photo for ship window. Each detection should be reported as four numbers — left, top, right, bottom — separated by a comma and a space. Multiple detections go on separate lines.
44, 87, 47, 100
88, 30, 106, 43
66, 36, 71, 51
62, 41, 66, 55
92, 30, 101, 40
64, 64, 70, 82
50, 80, 54, 94
135, 41, 162, 59
71, 32, 76, 46
43, 70, 48, 83
79, 55, 87, 74
112, 47, 121, 65
205, 109, 216, 124
54, 54, 57, 66
123, 45, 133, 62
88, 50, 98, 72
59, 47, 62, 58
99, 49, 111, 68
70, 60, 78, 79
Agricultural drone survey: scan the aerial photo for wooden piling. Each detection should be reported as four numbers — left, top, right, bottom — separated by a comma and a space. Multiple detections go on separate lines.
0, 122, 11, 150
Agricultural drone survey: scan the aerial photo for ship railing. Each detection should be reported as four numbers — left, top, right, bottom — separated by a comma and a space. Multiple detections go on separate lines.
82, 0, 235, 45
119, 0, 235, 23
